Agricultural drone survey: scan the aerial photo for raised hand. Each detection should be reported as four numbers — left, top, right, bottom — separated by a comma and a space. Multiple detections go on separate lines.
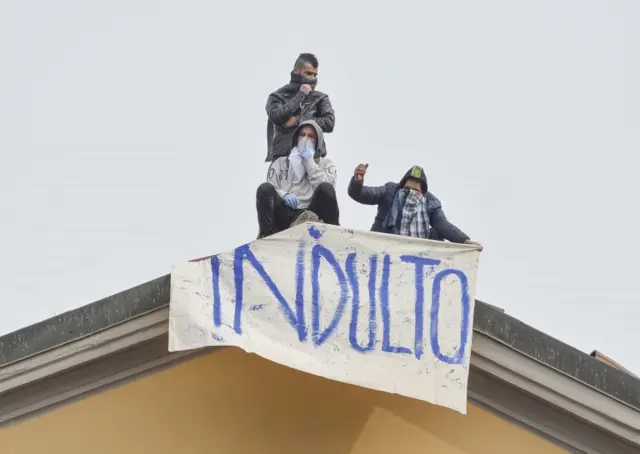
354, 163, 368, 182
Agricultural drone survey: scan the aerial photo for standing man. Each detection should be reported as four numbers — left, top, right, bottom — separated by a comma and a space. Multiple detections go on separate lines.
265, 53, 335, 162
348, 163, 483, 249
256, 120, 339, 239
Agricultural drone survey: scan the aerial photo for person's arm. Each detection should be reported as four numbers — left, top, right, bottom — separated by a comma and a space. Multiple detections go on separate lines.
313, 94, 335, 133
304, 157, 337, 189
266, 160, 287, 198
428, 207, 470, 244
266, 91, 307, 126
347, 176, 386, 205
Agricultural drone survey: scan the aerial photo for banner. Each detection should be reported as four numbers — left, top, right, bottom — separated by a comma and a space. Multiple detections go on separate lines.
169, 223, 481, 414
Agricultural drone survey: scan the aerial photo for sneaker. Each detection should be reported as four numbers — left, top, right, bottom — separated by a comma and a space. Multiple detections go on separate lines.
290, 210, 322, 228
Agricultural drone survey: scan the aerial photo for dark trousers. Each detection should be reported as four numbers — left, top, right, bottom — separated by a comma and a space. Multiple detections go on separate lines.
256, 182, 340, 238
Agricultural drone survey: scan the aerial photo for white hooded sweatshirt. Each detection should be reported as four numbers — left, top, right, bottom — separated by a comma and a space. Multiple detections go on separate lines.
266, 120, 337, 209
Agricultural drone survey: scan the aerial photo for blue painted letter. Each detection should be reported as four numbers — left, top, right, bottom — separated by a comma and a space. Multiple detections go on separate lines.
233, 245, 302, 337
294, 240, 308, 341
346, 254, 377, 353
211, 256, 221, 327
430, 269, 471, 365
380, 254, 412, 355
311, 244, 349, 346
400, 255, 441, 360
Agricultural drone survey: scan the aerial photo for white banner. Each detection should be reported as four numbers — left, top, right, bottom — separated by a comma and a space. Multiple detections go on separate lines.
169, 223, 481, 414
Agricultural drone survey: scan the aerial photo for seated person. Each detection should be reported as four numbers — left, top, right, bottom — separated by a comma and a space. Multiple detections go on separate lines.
347, 163, 482, 249
256, 120, 339, 239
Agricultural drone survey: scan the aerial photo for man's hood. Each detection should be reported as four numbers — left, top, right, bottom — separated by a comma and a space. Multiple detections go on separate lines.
399, 165, 428, 193
291, 119, 327, 158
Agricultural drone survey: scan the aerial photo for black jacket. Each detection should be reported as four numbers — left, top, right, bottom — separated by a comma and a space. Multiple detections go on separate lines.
265, 84, 335, 162
347, 167, 469, 243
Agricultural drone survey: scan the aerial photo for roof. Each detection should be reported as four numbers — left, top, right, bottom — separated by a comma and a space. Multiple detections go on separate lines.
474, 303, 640, 410
1, 273, 639, 452
0, 275, 171, 367
591, 350, 639, 379
1, 273, 638, 409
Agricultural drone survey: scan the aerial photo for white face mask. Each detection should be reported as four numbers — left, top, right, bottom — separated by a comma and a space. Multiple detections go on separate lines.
298, 137, 315, 152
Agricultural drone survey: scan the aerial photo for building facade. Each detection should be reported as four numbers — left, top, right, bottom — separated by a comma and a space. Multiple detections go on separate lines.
1, 275, 639, 453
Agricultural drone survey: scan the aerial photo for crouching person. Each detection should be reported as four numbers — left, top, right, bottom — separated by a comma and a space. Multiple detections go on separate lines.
348, 163, 482, 249
256, 120, 339, 239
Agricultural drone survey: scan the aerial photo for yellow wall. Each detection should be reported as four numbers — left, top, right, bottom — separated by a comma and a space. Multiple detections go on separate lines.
0, 348, 566, 454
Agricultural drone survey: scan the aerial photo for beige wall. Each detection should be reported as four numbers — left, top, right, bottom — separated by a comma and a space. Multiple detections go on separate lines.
0, 348, 566, 454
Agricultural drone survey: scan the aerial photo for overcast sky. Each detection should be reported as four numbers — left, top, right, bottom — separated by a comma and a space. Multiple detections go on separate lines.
1, 1, 638, 373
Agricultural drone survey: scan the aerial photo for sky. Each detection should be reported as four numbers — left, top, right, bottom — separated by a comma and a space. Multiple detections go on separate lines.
1, 1, 638, 374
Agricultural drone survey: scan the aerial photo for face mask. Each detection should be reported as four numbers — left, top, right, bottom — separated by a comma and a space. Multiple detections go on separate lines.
298, 137, 314, 152
302, 76, 318, 88
290, 71, 318, 88
402, 187, 422, 202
